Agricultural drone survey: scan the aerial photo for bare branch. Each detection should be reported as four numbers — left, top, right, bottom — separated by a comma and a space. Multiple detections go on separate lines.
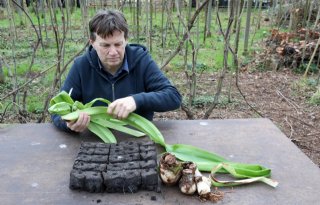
11, 0, 41, 73
160, 0, 210, 69
1, 63, 56, 101
204, 6, 234, 119
0, 41, 88, 102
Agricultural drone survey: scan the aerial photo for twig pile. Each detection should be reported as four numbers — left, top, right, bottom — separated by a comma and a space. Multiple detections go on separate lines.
266, 28, 320, 69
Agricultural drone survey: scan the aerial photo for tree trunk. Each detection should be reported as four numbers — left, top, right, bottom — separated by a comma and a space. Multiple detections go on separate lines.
289, 0, 300, 31
6, 0, 18, 103
204, 0, 213, 39
80, 0, 89, 38
40, 0, 49, 41
149, 0, 153, 52
243, 0, 253, 56
257, 0, 263, 29
304, 36, 320, 77
234, 0, 243, 67
314, 0, 320, 29
204, 0, 235, 119
183, 0, 192, 74
0, 59, 4, 84
145, 0, 150, 50
302, 0, 311, 28
136, 0, 140, 43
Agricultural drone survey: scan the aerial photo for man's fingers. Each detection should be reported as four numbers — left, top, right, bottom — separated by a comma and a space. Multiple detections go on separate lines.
66, 112, 90, 132
117, 107, 130, 119
107, 103, 115, 115
107, 97, 136, 119
112, 104, 129, 119
84, 115, 91, 128
66, 121, 75, 128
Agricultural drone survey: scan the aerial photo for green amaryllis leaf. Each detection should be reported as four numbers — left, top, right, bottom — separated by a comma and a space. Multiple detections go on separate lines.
124, 113, 166, 146
210, 163, 278, 188
165, 144, 271, 177
91, 113, 128, 126
165, 144, 227, 163
87, 121, 116, 143
225, 162, 271, 178
61, 107, 108, 121
109, 118, 127, 126
48, 102, 72, 115
211, 175, 279, 188
84, 98, 111, 108
89, 113, 128, 126
196, 160, 271, 177
61, 107, 164, 145
49, 91, 74, 107
195, 161, 271, 177
91, 115, 145, 137
72, 101, 85, 111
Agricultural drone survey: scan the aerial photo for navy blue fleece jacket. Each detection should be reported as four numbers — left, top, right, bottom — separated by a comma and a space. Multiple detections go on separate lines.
52, 44, 182, 131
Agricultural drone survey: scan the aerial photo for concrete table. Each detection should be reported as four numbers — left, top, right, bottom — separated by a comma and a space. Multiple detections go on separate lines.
0, 119, 319, 205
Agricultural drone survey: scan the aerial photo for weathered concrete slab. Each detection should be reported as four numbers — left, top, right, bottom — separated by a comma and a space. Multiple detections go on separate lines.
0, 118, 319, 205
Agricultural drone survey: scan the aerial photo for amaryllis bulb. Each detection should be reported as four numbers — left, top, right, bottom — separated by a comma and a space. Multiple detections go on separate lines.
159, 153, 183, 185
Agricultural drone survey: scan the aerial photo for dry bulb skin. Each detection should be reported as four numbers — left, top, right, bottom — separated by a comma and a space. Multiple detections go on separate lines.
159, 153, 183, 185
159, 153, 224, 203
179, 162, 197, 195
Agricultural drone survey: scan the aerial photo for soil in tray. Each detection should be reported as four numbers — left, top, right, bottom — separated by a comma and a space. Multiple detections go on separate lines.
69, 141, 160, 193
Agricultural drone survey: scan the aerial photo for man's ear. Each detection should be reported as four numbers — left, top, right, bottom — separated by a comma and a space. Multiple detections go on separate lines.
89, 39, 94, 45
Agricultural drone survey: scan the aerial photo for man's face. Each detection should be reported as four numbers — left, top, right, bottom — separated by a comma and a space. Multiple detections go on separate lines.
90, 30, 127, 73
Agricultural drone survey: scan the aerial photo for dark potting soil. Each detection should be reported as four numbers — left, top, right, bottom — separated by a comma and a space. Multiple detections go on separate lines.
69, 141, 161, 193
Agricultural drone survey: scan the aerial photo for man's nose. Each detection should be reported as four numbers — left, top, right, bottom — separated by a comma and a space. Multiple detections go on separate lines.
108, 46, 117, 55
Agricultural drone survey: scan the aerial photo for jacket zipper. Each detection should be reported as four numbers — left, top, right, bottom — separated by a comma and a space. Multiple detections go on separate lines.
111, 72, 128, 101
111, 84, 115, 101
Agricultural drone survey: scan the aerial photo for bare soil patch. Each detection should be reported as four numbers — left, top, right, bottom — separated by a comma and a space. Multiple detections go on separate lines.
155, 69, 320, 167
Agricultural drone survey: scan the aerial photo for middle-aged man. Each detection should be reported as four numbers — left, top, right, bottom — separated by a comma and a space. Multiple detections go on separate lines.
51, 9, 182, 132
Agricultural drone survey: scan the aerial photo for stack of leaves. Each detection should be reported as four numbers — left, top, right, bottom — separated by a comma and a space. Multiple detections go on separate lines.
49, 91, 278, 188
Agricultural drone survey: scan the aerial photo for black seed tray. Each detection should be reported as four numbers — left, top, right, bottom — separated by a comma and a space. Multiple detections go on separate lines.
69, 141, 160, 193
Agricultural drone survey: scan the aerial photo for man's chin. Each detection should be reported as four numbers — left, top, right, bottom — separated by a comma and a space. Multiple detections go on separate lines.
107, 63, 121, 70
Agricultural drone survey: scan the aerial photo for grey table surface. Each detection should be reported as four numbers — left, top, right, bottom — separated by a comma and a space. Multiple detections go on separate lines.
0, 118, 319, 205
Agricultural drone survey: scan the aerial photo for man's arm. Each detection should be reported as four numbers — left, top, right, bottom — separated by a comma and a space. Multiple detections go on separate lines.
132, 59, 182, 112
51, 114, 71, 131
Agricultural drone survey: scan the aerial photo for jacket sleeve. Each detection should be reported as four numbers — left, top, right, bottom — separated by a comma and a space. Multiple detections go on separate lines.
132, 55, 182, 112
51, 114, 73, 132
51, 59, 82, 132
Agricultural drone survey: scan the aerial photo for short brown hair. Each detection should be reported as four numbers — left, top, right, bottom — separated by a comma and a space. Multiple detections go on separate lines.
89, 10, 128, 41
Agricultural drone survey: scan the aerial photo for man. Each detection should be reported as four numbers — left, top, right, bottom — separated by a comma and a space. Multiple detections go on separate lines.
52, 9, 182, 132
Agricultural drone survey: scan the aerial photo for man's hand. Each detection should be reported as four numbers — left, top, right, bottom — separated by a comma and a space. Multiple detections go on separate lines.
107, 96, 136, 119
66, 112, 90, 132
